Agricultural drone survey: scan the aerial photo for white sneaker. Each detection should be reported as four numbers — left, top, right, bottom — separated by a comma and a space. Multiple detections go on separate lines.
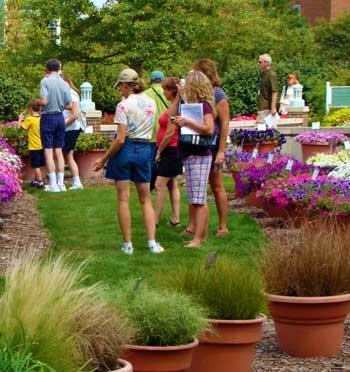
148, 242, 165, 254
57, 183, 67, 192
44, 184, 60, 192
121, 243, 134, 255
69, 183, 84, 190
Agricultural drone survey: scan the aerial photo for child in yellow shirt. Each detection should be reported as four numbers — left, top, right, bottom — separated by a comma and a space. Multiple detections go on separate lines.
18, 99, 45, 188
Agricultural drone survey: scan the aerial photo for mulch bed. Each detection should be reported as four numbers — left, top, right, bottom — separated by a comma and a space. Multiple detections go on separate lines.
1, 188, 350, 370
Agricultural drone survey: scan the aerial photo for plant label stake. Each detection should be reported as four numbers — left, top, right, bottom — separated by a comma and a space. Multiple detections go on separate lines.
312, 168, 319, 180
251, 148, 258, 159
267, 153, 274, 164
132, 277, 143, 297
311, 122, 320, 130
205, 252, 217, 270
344, 140, 350, 150
257, 123, 266, 131
286, 159, 293, 171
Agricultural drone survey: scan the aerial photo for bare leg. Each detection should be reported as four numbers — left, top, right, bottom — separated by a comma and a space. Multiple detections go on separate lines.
155, 176, 171, 225
66, 151, 79, 177
34, 168, 43, 181
185, 203, 209, 248
115, 181, 131, 242
135, 182, 156, 241
183, 204, 195, 235
44, 148, 55, 173
209, 169, 228, 236
54, 148, 65, 173
167, 178, 181, 224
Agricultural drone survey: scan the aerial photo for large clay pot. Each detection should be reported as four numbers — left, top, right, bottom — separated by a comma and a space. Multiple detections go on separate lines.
245, 190, 263, 208
267, 293, 350, 357
191, 315, 266, 372
112, 359, 133, 372
74, 150, 105, 178
262, 203, 304, 226
301, 142, 335, 162
242, 141, 276, 153
21, 155, 47, 182
124, 339, 198, 372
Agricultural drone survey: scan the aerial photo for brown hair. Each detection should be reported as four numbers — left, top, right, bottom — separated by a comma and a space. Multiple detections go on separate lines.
193, 59, 221, 87
126, 78, 146, 93
60, 73, 79, 93
161, 77, 179, 98
27, 99, 41, 112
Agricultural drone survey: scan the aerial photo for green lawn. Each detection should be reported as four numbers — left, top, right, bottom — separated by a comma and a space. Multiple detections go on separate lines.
35, 177, 263, 297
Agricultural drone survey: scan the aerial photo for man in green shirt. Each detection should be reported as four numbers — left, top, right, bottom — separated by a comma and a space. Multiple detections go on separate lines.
257, 54, 278, 124
144, 70, 169, 190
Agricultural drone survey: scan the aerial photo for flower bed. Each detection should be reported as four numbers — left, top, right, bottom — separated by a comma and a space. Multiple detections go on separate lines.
295, 131, 347, 145
229, 129, 286, 148
0, 139, 23, 206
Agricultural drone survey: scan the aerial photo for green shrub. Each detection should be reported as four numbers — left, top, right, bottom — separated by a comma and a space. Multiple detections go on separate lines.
0, 125, 29, 156
0, 74, 30, 122
75, 133, 112, 152
321, 108, 350, 127
160, 256, 265, 320
120, 287, 209, 347
0, 255, 134, 372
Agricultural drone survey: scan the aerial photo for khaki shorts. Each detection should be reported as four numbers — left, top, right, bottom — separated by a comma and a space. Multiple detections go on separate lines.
256, 110, 270, 124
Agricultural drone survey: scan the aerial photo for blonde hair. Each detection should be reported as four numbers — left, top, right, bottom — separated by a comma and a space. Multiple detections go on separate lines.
60, 73, 79, 94
184, 71, 217, 117
192, 59, 221, 87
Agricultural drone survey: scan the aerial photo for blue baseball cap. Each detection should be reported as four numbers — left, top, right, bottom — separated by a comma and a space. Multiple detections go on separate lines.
150, 70, 165, 81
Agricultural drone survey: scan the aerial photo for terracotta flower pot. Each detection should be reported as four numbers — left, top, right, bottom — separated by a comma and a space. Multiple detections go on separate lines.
191, 315, 266, 372
74, 150, 105, 178
301, 142, 335, 162
123, 338, 198, 372
111, 359, 133, 372
267, 293, 350, 357
242, 141, 276, 153
245, 190, 263, 208
21, 155, 47, 182
262, 203, 304, 226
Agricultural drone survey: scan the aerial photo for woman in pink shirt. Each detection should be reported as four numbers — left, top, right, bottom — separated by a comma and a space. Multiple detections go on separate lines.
154, 77, 183, 226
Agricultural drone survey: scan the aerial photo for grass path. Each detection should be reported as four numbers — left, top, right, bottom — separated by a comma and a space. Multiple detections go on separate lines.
36, 180, 263, 296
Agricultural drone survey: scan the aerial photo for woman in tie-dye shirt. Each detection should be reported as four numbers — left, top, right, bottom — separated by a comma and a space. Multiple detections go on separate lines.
93, 68, 165, 255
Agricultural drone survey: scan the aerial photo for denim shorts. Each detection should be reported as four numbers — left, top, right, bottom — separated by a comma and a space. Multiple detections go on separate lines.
40, 113, 65, 149
63, 129, 81, 153
29, 150, 45, 168
106, 138, 151, 183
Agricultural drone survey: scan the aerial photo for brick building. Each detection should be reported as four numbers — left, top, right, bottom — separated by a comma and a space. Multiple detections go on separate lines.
292, 0, 350, 24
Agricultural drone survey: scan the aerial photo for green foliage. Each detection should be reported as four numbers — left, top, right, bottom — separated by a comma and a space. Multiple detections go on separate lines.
120, 287, 209, 347
322, 108, 350, 127
0, 74, 30, 122
0, 254, 134, 372
0, 126, 29, 156
0, 346, 56, 372
75, 133, 112, 152
160, 257, 265, 320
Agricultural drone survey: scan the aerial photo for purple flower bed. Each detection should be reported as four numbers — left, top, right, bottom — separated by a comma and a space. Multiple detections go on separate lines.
257, 173, 350, 216
295, 131, 348, 145
229, 129, 286, 147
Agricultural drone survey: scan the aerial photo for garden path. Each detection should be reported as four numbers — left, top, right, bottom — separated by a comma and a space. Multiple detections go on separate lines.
0, 191, 350, 370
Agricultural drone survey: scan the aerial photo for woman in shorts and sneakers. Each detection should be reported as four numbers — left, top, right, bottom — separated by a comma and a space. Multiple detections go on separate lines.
154, 77, 183, 227
93, 68, 165, 255
61, 74, 84, 190
170, 71, 215, 248
192, 59, 229, 237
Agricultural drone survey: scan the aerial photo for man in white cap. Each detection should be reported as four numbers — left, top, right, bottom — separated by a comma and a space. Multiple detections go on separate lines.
144, 70, 169, 190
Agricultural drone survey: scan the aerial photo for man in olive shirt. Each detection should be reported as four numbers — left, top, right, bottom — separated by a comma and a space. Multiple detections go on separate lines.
257, 54, 278, 124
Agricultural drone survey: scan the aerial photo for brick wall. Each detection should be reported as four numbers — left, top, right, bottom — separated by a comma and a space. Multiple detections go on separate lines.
331, 0, 350, 20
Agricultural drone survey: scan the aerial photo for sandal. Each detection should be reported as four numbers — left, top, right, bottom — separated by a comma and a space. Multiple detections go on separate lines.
182, 227, 194, 236
216, 228, 229, 237
168, 220, 181, 227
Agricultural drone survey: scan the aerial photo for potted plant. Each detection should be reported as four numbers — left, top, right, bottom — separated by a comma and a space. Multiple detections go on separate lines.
0, 254, 135, 372
259, 220, 350, 357
295, 130, 348, 161
229, 128, 286, 153
74, 133, 112, 178
120, 286, 209, 372
160, 256, 266, 372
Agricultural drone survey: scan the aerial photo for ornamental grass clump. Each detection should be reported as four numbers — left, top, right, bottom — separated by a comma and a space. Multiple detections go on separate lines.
120, 287, 209, 347
0, 255, 134, 372
160, 257, 265, 320
259, 219, 350, 297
